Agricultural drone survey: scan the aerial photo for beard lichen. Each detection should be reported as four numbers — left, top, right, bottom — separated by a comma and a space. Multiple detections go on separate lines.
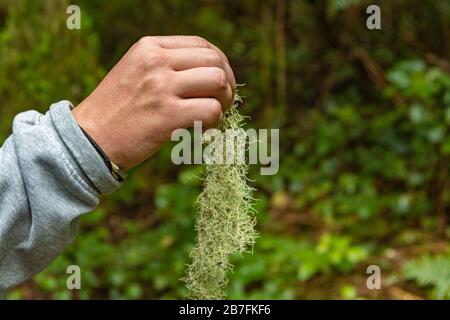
183, 94, 257, 300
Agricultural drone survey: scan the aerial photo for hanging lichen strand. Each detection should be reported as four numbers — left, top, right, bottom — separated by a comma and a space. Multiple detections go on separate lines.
183, 94, 257, 300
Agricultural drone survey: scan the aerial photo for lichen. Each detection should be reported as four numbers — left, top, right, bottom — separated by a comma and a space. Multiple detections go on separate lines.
183, 93, 257, 300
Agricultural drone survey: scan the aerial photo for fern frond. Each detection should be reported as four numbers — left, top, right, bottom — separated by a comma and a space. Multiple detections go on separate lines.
403, 254, 450, 299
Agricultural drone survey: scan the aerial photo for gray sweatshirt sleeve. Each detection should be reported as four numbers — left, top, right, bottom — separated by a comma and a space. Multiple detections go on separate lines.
0, 100, 121, 295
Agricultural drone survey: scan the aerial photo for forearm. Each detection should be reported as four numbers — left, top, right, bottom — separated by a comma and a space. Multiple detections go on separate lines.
0, 101, 120, 294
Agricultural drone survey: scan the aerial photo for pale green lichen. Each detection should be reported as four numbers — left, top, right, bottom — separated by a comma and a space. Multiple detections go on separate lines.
183, 94, 257, 300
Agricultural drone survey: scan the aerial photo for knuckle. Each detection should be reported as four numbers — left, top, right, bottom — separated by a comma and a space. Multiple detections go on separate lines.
137, 36, 155, 48
152, 48, 166, 63
143, 70, 171, 90
211, 68, 227, 89
207, 49, 222, 66
143, 48, 165, 69
135, 37, 166, 69
193, 36, 209, 48
207, 99, 223, 123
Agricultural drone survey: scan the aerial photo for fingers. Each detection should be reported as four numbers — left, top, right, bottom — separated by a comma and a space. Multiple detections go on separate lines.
155, 36, 230, 64
173, 67, 234, 111
153, 35, 236, 91
167, 47, 236, 91
177, 98, 223, 128
153, 35, 213, 49
141, 36, 237, 130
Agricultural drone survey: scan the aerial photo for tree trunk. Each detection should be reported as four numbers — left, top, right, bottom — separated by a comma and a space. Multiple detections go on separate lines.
275, 0, 287, 118
260, 0, 274, 125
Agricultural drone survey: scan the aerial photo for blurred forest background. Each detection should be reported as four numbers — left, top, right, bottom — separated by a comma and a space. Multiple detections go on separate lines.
1, 0, 449, 299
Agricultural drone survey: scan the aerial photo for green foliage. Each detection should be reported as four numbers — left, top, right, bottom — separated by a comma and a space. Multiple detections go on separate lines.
1, 0, 449, 300
275, 59, 450, 242
228, 233, 369, 299
0, 0, 101, 141
404, 254, 450, 299
327, 0, 366, 17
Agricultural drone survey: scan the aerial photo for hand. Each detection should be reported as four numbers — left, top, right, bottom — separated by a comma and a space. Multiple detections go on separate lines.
72, 35, 236, 170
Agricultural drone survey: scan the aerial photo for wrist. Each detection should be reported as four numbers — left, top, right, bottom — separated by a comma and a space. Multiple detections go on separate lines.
72, 103, 129, 171
78, 126, 127, 182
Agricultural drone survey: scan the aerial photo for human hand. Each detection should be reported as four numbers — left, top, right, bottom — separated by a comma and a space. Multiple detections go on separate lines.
72, 35, 236, 169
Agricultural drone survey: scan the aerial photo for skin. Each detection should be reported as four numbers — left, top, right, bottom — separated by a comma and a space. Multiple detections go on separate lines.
72, 35, 236, 170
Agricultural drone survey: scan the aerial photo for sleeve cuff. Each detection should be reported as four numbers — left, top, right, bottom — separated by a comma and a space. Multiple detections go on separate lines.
48, 100, 121, 195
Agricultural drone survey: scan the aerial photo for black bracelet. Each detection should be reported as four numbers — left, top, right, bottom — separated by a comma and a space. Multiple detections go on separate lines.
79, 126, 126, 182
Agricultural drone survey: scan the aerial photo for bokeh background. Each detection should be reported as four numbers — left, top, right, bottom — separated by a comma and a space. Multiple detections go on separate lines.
1, 0, 449, 299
